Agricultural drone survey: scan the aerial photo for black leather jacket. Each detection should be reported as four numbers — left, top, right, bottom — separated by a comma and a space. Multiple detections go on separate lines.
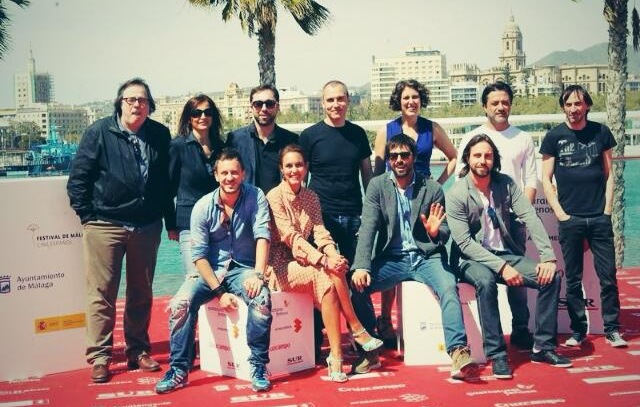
67, 114, 172, 228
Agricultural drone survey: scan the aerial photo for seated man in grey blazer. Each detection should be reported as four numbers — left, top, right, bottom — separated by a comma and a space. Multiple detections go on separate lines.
350, 134, 477, 380
447, 133, 571, 380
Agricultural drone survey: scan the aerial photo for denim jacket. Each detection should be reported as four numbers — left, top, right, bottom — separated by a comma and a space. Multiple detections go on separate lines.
190, 183, 271, 279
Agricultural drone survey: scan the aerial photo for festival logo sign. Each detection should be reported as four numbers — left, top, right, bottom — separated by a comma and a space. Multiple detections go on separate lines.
26, 223, 82, 249
0, 275, 10, 294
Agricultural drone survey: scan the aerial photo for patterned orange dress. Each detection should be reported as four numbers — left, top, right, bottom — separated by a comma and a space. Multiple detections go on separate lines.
266, 181, 341, 308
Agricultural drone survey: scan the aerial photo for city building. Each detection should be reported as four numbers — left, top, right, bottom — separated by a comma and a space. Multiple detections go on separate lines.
477, 16, 608, 98
14, 49, 54, 108
15, 103, 89, 140
149, 83, 324, 136
370, 46, 448, 104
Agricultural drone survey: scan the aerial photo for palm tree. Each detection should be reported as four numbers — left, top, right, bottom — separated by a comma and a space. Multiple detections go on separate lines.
188, 0, 330, 86
0, 0, 30, 60
603, 0, 639, 267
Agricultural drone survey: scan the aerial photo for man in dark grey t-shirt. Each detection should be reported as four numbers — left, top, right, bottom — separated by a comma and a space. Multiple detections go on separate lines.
540, 84, 626, 349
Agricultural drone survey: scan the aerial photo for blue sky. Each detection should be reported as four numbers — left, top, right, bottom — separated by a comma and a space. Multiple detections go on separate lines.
0, 0, 611, 108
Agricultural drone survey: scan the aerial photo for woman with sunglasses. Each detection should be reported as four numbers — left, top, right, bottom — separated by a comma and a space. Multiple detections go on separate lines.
167, 94, 224, 280
372, 79, 458, 347
266, 144, 383, 383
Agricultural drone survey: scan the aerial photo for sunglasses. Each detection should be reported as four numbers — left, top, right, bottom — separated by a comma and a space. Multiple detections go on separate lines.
251, 99, 277, 109
190, 108, 214, 118
487, 206, 500, 229
389, 152, 412, 161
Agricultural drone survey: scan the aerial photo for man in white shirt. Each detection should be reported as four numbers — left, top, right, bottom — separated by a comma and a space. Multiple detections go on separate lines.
455, 81, 537, 350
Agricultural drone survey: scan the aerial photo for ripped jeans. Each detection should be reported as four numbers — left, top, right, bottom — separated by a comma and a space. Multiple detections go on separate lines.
167, 265, 272, 373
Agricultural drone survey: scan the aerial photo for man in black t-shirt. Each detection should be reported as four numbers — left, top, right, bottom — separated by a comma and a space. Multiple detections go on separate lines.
540, 85, 627, 349
299, 80, 373, 265
299, 80, 374, 372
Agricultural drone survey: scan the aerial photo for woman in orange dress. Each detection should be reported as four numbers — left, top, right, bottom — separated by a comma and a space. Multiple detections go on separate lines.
266, 144, 382, 382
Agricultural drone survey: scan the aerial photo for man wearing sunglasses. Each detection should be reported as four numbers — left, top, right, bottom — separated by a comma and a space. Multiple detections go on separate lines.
226, 84, 298, 194
350, 134, 477, 380
67, 78, 172, 383
447, 133, 570, 380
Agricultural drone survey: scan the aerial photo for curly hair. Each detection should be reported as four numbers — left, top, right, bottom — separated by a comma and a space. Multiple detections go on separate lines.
388, 79, 430, 111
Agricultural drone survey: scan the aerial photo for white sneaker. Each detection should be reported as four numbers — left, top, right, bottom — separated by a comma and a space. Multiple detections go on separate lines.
563, 333, 586, 347
605, 331, 628, 348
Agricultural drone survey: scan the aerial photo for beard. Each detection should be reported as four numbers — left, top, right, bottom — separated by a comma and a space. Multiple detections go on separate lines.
470, 165, 490, 178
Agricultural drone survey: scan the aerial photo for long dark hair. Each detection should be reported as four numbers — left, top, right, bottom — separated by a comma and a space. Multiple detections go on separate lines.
559, 84, 593, 110
459, 133, 502, 177
177, 94, 223, 150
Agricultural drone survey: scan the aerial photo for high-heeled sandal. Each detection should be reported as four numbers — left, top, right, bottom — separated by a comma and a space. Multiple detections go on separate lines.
325, 354, 348, 382
352, 328, 384, 352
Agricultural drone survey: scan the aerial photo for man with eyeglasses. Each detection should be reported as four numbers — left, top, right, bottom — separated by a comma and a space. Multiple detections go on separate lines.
350, 134, 477, 380
67, 77, 172, 383
447, 133, 570, 380
226, 84, 298, 194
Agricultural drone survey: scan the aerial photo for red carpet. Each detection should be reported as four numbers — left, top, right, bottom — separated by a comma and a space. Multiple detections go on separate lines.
2, 268, 640, 407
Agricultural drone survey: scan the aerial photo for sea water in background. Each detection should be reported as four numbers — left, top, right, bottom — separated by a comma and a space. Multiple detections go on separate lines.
126, 159, 640, 299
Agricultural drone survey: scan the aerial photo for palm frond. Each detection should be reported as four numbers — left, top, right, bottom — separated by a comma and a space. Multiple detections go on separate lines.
1, 0, 31, 59
9, 0, 30, 7
632, 6, 639, 51
0, 2, 9, 58
286, 0, 330, 35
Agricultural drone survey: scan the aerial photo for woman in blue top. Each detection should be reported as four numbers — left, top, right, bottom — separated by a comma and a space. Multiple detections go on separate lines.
372, 79, 458, 346
166, 94, 224, 278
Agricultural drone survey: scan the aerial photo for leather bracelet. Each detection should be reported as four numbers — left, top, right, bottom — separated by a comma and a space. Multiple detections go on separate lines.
211, 285, 226, 298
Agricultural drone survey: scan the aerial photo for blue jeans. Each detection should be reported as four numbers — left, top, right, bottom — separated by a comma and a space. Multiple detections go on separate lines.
558, 214, 620, 335
178, 230, 199, 278
322, 213, 361, 265
459, 253, 561, 360
167, 265, 272, 373
351, 252, 468, 353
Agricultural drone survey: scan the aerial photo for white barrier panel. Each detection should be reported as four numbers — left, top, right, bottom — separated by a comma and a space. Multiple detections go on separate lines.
198, 291, 314, 381
0, 177, 86, 381
527, 172, 604, 334
397, 281, 512, 365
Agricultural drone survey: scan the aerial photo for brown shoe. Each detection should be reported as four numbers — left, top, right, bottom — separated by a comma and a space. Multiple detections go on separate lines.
91, 364, 110, 383
128, 354, 161, 372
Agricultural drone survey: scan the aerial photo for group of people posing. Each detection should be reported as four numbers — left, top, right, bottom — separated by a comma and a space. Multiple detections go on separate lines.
66, 77, 627, 394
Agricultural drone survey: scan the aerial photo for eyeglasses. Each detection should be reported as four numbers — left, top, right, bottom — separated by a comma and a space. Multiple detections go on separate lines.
122, 97, 148, 106
487, 206, 500, 229
389, 152, 412, 161
251, 99, 277, 109
190, 108, 214, 118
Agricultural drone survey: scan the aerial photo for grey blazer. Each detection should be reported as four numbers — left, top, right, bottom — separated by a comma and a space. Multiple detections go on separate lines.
352, 172, 449, 272
446, 172, 555, 273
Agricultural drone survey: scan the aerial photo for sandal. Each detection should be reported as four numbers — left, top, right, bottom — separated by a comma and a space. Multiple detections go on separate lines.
325, 354, 348, 382
352, 328, 384, 352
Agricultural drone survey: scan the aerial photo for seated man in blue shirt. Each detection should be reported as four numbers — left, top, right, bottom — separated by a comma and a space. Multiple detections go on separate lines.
155, 148, 273, 394
350, 134, 477, 380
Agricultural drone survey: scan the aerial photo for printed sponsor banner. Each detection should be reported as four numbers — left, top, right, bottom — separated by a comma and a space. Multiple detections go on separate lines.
0, 177, 86, 381
198, 291, 314, 380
